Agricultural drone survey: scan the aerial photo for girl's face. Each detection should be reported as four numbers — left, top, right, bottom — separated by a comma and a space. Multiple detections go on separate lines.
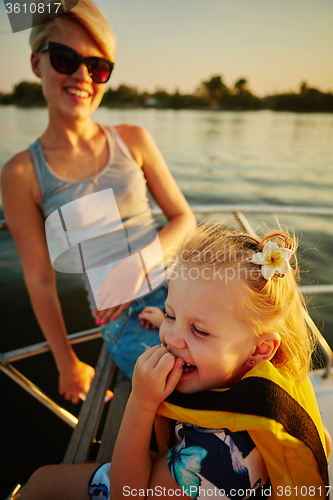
32, 19, 107, 123
159, 267, 258, 394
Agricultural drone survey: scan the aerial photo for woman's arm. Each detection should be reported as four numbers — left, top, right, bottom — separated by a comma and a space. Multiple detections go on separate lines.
110, 345, 188, 499
95, 125, 196, 322
1, 152, 94, 403
117, 125, 196, 261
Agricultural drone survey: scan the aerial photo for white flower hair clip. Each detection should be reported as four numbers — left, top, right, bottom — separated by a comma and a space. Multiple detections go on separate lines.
250, 240, 293, 279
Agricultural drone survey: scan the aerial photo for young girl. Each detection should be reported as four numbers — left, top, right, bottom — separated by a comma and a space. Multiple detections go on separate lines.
18, 224, 329, 499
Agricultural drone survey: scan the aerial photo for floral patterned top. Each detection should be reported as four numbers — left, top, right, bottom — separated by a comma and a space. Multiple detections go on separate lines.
167, 422, 271, 499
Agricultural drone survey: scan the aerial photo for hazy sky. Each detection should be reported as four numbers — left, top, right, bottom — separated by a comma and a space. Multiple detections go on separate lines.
0, 0, 332, 96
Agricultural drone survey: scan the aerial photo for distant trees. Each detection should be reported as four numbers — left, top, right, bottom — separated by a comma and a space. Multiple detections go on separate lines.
102, 84, 143, 106
227, 78, 262, 110
200, 75, 227, 105
1, 77, 332, 112
99, 76, 261, 110
102, 86, 207, 109
0, 81, 45, 106
263, 81, 333, 112
234, 78, 247, 94
197, 75, 261, 110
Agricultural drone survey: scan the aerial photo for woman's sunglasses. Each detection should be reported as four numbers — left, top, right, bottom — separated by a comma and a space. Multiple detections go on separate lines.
38, 42, 114, 84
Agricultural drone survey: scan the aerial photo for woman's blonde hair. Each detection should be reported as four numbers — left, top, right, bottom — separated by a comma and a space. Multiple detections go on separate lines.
29, 0, 116, 62
176, 222, 314, 383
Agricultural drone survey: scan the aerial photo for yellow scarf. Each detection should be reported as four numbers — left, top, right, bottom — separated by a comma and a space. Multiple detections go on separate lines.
153, 361, 329, 500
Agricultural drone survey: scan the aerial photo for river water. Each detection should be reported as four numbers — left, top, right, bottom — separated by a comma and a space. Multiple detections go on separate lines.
0, 106, 332, 495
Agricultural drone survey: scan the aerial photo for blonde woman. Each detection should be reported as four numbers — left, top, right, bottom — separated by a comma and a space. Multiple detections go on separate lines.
1, 0, 195, 403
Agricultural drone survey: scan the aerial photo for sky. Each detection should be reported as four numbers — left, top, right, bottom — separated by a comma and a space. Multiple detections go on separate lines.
0, 0, 332, 96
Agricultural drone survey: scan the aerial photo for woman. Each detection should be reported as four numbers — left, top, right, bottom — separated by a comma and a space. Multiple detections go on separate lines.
1, 0, 195, 404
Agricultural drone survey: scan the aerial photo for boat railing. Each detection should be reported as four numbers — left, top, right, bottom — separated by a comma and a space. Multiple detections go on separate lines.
1, 204, 333, 429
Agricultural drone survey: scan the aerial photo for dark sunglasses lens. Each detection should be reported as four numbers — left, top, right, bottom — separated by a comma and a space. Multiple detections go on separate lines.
50, 47, 79, 74
88, 58, 112, 83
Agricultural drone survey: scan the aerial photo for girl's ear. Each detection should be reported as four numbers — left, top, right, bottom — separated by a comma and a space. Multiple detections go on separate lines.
246, 332, 281, 367
31, 51, 42, 78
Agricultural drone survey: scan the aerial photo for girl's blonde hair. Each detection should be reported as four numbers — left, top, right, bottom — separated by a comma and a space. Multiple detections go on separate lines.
176, 222, 314, 383
29, 0, 116, 62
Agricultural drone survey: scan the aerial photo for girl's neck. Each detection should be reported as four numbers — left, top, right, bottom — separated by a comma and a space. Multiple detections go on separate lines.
41, 110, 100, 150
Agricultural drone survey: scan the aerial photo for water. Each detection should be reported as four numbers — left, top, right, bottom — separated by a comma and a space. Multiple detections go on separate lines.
1, 106, 333, 495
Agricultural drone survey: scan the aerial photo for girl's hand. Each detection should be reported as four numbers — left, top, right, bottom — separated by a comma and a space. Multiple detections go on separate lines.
131, 345, 183, 413
138, 307, 165, 330
94, 256, 146, 323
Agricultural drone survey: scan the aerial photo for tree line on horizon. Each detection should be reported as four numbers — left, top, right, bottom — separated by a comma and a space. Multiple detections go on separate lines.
1, 75, 333, 112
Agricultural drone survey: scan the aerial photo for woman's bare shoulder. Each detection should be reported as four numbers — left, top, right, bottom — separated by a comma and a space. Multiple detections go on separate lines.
1, 149, 41, 203
113, 124, 155, 166
114, 123, 150, 144
1, 149, 34, 181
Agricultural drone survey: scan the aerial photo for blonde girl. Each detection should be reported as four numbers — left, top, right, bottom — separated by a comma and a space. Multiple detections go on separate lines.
18, 223, 329, 499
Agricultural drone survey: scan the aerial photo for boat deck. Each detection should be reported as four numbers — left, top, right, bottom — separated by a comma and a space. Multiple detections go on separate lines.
63, 343, 131, 464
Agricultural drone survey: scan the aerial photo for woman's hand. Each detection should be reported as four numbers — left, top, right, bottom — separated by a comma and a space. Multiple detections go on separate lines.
93, 301, 132, 326
2, 151, 97, 404
138, 306, 165, 330
131, 345, 183, 413
94, 255, 146, 324
58, 358, 95, 404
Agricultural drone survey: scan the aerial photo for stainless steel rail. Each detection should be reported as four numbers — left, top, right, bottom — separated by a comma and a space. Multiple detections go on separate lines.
153, 204, 333, 217
1, 204, 332, 426
1, 204, 333, 233
0, 360, 78, 428
1, 328, 102, 364
0, 328, 102, 427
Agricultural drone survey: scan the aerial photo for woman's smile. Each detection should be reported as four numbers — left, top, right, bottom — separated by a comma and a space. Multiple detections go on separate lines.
64, 87, 92, 99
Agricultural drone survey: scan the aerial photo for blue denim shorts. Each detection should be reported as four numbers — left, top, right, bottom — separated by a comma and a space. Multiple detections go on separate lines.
102, 284, 168, 378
